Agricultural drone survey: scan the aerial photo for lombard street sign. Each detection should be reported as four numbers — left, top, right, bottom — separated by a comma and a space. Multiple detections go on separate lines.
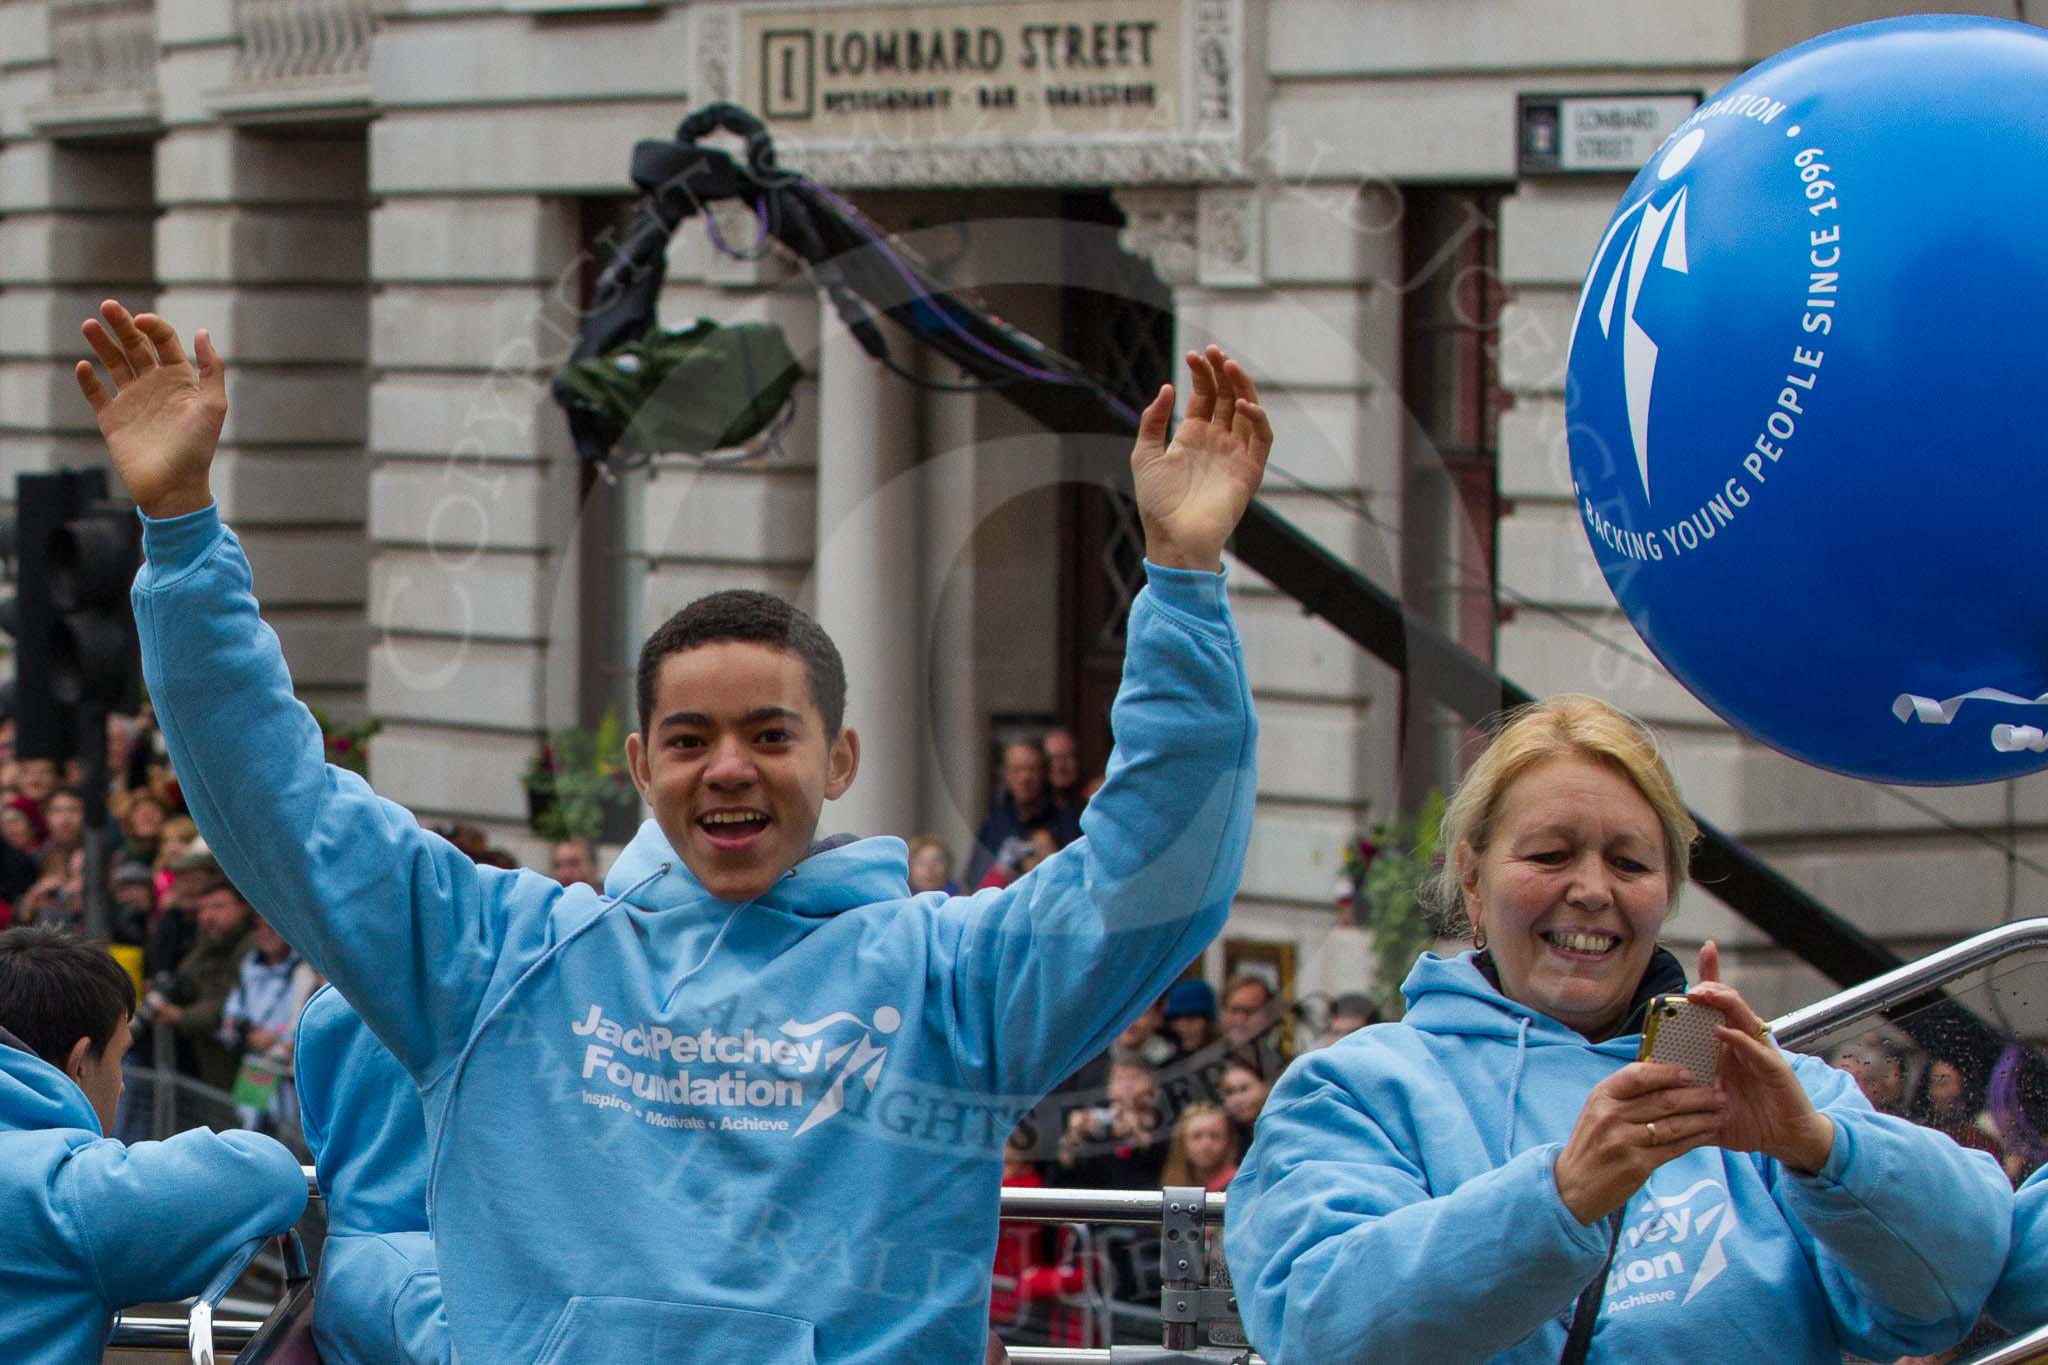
693, 0, 1252, 186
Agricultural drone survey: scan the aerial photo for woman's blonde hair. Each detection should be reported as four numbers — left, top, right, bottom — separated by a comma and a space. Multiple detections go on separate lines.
1427, 694, 1696, 933
1159, 1102, 1238, 1188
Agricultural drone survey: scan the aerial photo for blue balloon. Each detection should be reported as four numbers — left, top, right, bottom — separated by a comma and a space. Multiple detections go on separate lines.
1566, 15, 2048, 785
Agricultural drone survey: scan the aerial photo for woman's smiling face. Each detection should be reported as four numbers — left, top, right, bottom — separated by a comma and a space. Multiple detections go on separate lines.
1462, 753, 1672, 1040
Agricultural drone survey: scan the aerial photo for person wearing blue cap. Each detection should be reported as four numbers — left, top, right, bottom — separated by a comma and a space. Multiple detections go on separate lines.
1163, 979, 1218, 1057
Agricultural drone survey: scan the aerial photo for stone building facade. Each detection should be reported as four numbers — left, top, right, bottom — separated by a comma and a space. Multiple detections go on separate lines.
1, 0, 2039, 1018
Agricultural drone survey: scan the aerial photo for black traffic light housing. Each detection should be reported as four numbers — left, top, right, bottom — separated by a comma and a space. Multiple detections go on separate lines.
50, 497, 143, 714
3, 469, 143, 761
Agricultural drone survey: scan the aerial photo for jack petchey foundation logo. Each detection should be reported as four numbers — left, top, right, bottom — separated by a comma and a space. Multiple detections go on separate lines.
572, 1002, 902, 1137
1603, 1176, 1740, 1315
1567, 91, 1839, 570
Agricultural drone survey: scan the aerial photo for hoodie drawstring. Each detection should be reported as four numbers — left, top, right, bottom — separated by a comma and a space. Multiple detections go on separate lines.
1502, 1015, 1532, 1156
660, 899, 747, 1012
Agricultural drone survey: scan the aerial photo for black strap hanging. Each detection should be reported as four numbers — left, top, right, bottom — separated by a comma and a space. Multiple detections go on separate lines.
1558, 1210, 1625, 1365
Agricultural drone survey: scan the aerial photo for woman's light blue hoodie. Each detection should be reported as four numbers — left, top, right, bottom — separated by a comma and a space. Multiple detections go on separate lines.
1225, 952, 2012, 1364
0, 1024, 307, 1363
132, 506, 1256, 1364
295, 984, 450, 1363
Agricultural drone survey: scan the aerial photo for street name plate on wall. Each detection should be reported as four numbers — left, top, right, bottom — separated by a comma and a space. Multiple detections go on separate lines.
695, 0, 1251, 186
1518, 92, 1701, 175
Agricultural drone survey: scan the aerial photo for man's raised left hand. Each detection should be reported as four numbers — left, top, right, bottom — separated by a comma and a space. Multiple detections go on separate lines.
1130, 345, 1274, 573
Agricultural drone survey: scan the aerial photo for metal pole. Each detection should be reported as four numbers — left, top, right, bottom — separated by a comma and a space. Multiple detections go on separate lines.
998, 1187, 1228, 1227
78, 701, 109, 941
153, 998, 176, 1137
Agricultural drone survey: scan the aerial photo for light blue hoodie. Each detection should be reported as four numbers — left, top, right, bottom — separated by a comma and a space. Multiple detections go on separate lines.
0, 1023, 307, 1364
1990, 1164, 2048, 1330
1225, 952, 2012, 1364
295, 984, 450, 1364
133, 506, 1256, 1364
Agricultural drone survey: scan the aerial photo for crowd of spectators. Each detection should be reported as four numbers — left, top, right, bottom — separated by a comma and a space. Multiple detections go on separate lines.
1831, 1032, 2045, 1186
0, 709, 627, 1154
981, 960, 1376, 1343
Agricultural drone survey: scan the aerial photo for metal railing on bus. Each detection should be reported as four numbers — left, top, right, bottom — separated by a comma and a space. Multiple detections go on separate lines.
189, 1229, 308, 1365
1961, 1324, 2048, 1365
104, 1223, 311, 1360
1770, 916, 2048, 1049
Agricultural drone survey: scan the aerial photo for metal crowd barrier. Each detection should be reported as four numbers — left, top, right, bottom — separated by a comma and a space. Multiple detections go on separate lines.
997, 1188, 1257, 1363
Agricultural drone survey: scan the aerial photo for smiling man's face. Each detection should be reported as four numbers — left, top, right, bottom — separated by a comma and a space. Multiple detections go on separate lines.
627, 641, 859, 903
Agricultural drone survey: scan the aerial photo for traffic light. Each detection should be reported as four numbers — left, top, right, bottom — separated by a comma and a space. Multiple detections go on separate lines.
1, 469, 142, 761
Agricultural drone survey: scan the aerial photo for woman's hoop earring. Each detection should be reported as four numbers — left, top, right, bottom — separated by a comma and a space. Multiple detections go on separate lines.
1472, 927, 1487, 952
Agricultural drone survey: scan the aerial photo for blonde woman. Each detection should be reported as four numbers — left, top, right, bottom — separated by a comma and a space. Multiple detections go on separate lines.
1160, 1102, 1238, 1193
1226, 695, 2011, 1365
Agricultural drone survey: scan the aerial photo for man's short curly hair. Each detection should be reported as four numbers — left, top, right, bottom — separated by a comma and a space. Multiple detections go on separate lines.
636, 590, 847, 737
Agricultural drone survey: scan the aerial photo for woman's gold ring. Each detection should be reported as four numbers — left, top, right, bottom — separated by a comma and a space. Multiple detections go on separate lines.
1644, 1121, 1659, 1146
1754, 1021, 1773, 1043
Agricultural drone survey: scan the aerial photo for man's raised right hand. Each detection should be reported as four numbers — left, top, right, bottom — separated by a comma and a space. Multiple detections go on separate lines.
75, 299, 223, 520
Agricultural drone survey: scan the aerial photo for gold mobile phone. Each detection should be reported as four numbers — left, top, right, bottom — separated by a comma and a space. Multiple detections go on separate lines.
1638, 995, 1725, 1086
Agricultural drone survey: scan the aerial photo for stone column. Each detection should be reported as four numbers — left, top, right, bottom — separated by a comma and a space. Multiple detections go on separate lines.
362, 189, 582, 844
153, 125, 372, 717
0, 140, 155, 485
811, 303, 919, 842
918, 356, 984, 860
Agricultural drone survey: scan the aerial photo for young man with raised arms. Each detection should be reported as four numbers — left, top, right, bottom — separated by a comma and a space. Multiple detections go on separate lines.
75, 299, 1270, 1362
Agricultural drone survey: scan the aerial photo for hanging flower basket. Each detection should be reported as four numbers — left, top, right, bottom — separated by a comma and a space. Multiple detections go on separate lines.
523, 711, 644, 844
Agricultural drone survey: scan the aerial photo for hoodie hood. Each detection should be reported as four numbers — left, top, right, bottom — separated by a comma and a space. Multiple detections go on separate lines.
0, 1021, 98, 1136
605, 820, 911, 918
1398, 946, 1688, 1051
295, 985, 428, 1236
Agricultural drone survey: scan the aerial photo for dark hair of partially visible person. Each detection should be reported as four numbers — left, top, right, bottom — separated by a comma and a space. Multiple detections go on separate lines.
0, 925, 136, 1068
636, 589, 847, 738
199, 878, 248, 906
1331, 992, 1379, 1024
473, 847, 518, 869
435, 823, 489, 860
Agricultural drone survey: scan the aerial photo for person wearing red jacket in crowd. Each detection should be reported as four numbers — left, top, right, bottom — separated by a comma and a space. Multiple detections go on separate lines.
992, 1127, 1092, 1347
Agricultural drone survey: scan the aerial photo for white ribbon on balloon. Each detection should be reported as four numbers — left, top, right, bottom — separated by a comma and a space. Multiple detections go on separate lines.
1893, 689, 2048, 751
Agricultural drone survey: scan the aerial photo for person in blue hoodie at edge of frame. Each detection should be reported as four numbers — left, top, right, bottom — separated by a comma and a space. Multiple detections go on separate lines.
0, 923, 309, 1363
73, 299, 1270, 1364
1226, 694, 2014, 1365
294, 983, 450, 1364
1988, 1149, 2048, 1336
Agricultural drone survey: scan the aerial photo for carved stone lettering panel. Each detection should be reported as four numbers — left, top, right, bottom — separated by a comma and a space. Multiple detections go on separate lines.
700, 0, 1250, 187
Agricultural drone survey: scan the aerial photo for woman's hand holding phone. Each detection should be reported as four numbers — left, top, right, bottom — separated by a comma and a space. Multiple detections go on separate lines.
1690, 941, 1835, 1175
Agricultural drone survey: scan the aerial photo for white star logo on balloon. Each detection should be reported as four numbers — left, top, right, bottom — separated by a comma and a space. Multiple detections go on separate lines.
1570, 128, 1706, 506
